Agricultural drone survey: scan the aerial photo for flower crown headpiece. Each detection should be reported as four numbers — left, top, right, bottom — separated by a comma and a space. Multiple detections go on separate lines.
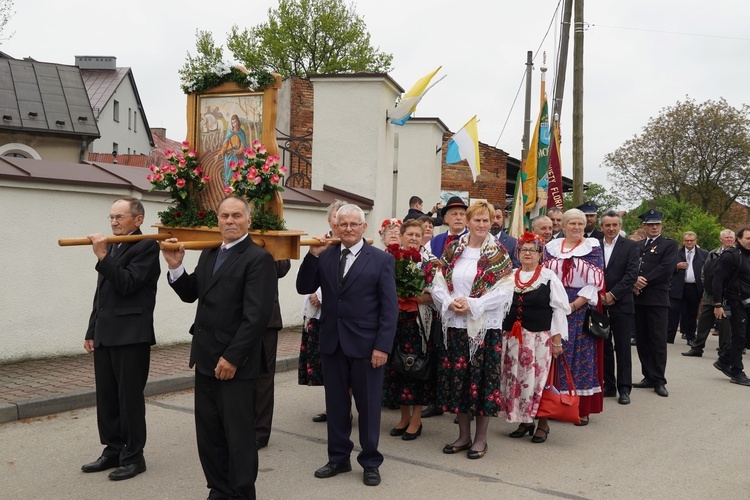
517, 231, 543, 247
378, 218, 403, 235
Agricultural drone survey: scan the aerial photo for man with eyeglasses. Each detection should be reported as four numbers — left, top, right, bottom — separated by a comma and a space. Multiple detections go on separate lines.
297, 204, 398, 487
81, 197, 160, 481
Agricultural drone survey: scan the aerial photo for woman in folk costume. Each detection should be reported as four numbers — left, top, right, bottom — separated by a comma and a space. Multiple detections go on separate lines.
431, 201, 514, 460
500, 232, 571, 443
542, 208, 605, 425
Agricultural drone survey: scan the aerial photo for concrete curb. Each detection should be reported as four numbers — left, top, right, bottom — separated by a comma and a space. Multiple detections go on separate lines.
0, 355, 298, 425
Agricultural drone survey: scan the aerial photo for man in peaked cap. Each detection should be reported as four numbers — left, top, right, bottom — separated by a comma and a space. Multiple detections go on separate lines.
578, 202, 604, 239
632, 209, 678, 398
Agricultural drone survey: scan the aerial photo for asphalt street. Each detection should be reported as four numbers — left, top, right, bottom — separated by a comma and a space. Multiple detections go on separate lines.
1, 343, 749, 499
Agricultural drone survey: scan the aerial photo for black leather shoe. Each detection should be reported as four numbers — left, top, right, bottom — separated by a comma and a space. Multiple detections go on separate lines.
108, 459, 146, 481
531, 426, 549, 444
508, 423, 535, 438
618, 392, 631, 405
389, 425, 407, 437
402, 424, 422, 441
632, 378, 655, 388
682, 349, 703, 357
603, 388, 617, 397
81, 455, 119, 473
467, 443, 488, 459
442, 441, 472, 454
363, 467, 381, 486
730, 372, 750, 386
257, 440, 268, 449
575, 416, 589, 426
713, 361, 732, 378
654, 385, 669, 397
312, 413, 327, 423
421, 404, 444, 418
314, 461, 352, 478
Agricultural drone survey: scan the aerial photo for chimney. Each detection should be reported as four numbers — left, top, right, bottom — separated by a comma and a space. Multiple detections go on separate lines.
150, 127, 166, 140
74, 56, 117, 70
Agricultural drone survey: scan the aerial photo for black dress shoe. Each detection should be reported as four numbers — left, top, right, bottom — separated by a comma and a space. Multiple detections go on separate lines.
312, 413, 327, 423
81, 455, 119, 473
421, 403, 444, 418
682, 349, 703, 357
713, 360, 732, 378
632, 378, 655, 388
531, 426, 550, 444
314, 461, 352, 478
442, 441, 472, 454
363, 467, 381, 486
402, 424, 422, 441
575, 416, 589, 426
508, 423, 535, 438
618, 393, 631, 405
654, 385, 669, 397
467, 443, 488, 459
730, 372, 750, 386
108, 459, 146, 481
389, 425, 407, 437
603, 388, 617, 398
257, 440, 268, 449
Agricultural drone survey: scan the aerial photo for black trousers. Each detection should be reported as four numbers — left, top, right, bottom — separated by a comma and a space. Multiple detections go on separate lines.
692, 295, 731, 354
719, 300, 749, 377
93, 343, 150, 465
603, 311, 633, 394
634, 305, 669, 386
195, 371, 258, 500
255, 328, 279, 444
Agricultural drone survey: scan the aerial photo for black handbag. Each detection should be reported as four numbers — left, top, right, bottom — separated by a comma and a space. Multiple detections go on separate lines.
390, 314, 431, 381
584, 308, 610, 340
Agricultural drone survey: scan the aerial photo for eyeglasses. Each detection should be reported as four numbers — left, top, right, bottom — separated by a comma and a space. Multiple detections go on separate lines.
519, 248, 539, 254
384, 231, 400, 237
338, 222, 363, 229
109, 215, 133, 221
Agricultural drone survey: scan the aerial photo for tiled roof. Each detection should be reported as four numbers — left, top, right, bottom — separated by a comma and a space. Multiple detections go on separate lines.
0, 59, 100, 137
80, 67, 129, 116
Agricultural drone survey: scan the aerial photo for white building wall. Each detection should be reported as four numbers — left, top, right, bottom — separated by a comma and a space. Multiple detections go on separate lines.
391, 120, 446, 220
90, 77, 152, 156
310, 76, 401, 240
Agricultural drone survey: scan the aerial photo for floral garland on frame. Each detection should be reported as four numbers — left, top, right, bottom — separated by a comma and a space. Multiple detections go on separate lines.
181, 64, 275, 95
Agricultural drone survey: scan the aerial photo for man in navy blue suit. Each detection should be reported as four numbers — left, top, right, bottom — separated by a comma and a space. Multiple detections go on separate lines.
296, 204, 398, 487
667, 231, 708, 344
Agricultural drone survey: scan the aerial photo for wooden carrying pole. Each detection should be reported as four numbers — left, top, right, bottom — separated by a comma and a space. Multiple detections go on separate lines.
158, 238, 374, 251
58, 234, 171, 247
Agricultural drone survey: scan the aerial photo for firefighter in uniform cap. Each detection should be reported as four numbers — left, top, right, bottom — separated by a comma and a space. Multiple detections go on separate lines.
632, 209, 678, 397
577, 202, 604, 239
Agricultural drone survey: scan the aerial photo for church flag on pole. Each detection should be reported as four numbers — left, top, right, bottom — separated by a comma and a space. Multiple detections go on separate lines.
445, 115, 481, 182
388, 66, 442, 126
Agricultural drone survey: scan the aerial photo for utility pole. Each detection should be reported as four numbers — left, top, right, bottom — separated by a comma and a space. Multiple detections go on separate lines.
572, 0, 584, 205
522, 50, 533, 163
553, 0, 573, 120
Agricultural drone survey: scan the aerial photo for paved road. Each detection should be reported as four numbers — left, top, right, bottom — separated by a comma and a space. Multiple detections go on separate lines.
1, 343, 749, 499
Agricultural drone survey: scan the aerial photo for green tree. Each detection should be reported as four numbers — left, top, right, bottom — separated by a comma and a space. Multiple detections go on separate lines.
182, 0, 393, 82
604, 97, 750, 221
621, 196, 723, 250
0, 0, 15, 43
563, 182, 621, 212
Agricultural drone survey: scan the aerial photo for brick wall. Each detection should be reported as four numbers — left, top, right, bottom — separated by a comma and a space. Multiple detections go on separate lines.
289, 77, 314, 156
441, 131, 508, 205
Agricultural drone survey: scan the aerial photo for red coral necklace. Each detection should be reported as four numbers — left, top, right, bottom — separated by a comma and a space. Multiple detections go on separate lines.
515, 265, 543, 289
560, 239, 583, 254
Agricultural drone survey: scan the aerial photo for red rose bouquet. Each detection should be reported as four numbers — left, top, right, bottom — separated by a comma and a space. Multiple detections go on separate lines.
387, 244, 425, 311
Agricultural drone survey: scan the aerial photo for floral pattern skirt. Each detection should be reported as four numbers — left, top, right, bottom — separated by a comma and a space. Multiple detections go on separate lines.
383, 312, 435, 407
499, 328, 553, 423
437, 327, 503, 417
298, 318, 323, 386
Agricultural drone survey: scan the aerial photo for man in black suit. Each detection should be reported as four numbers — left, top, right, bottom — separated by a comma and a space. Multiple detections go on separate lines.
296, 204, 398, 487
255, 259, 291, 450
599, 210, 640, 405
632, 210, 678, 398
667, 232, 708, 344
548, 206, 565, 239
163, 196, 277, 500
578, 202, 604, 239
81, 197, 160, 481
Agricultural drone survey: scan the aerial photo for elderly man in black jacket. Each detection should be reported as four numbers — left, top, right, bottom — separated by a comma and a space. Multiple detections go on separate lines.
712, 227, 750, 386
81, 197, 160, 481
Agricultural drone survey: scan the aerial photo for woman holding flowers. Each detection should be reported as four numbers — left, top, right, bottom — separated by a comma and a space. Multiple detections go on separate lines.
542, 208, 605, 426
500, 232, 570, 443
430, 201, 514, 459
382, 219, 439, 441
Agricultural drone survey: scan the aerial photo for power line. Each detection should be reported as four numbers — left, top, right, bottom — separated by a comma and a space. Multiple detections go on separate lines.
494, 0, 562, 148
591, 23, 750, 42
